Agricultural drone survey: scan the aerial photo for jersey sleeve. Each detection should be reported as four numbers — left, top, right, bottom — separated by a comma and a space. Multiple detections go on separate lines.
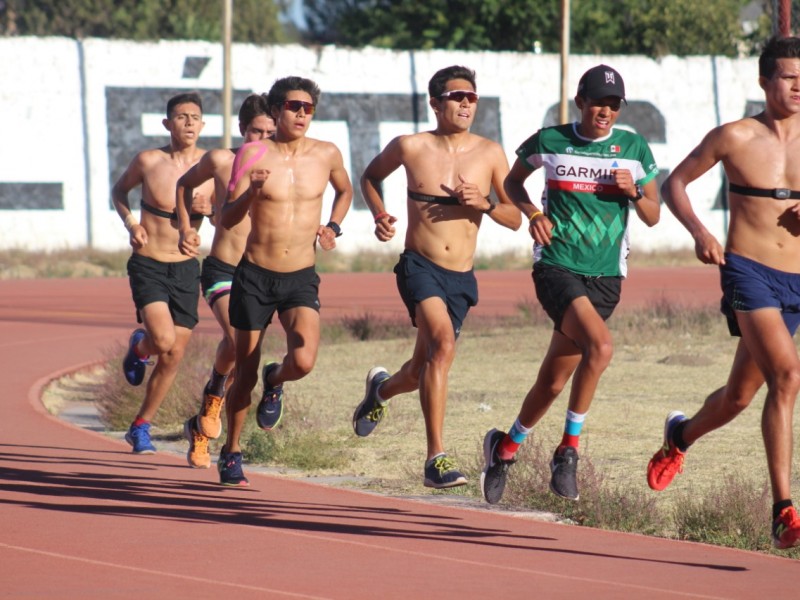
515, 129, 544, 171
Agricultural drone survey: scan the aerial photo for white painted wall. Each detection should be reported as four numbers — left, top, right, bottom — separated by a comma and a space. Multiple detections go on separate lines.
0, 38, 764, 259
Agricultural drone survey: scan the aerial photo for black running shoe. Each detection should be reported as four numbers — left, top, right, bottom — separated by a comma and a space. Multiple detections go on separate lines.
423, 454, 468, 489
256, 362, 283, 430
352, 367, 391, 437
480, 428, 516, 504
549, 446, 580, 500
218, 451, 250, 487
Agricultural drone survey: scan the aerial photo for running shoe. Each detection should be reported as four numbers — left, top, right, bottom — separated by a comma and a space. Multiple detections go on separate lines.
197, 381, 225, 439
352, 367, 391, 437
183, 416, 210, 469
125, 422, 156, 455
256, 362, 283, 431
122, 328, 149, 386
480, 428, 516, 504
423, 454, 468, 489
772, 506, 800, 550
549, 446, 579, 500
647, 411, 688, 491
218, 451, 250, 487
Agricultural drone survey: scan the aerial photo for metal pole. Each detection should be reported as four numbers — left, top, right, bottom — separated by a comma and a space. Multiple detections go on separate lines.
559, 0, 571, 124
222, 0, 233, 148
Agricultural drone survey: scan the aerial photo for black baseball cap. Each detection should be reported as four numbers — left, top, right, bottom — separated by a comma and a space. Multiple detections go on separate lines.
577, 64, 627, 103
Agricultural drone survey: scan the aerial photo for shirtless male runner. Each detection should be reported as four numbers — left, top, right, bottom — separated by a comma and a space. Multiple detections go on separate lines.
351, 65, 521, 489
646, 36, 800, 550
112, 91, 214, 455
216, 76, 352, 486
175, 93, 276, 469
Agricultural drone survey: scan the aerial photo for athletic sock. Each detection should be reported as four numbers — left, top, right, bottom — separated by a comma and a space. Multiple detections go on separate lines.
671, 419, 691, 452
773, 499, 793, 521
559, 409, 587, 450
497, 418, 532, 461
132, 417, 148, 428
207, 368, 229, 397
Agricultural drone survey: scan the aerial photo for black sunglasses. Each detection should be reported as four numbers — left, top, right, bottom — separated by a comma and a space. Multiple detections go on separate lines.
282, 100, 315, 115
439, 90, 479, 103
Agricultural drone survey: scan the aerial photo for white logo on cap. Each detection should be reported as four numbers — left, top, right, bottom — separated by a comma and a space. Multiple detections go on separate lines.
605, 72, 615, 84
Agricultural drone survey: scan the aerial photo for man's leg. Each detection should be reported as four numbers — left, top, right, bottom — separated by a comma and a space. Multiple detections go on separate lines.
224, 328, 265, 454
135, 303, 189, 421
275, 306, 321, 384
683, 340, 764, 444
413, 297, 457, 461
736, 309, 800, 503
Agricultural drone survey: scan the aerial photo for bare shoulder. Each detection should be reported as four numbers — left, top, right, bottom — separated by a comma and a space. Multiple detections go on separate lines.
205, 147, 234, 166
306, 137, 345, 161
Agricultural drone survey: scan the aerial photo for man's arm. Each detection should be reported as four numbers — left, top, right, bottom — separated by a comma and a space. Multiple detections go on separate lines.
318, 145, 354, 251
484, 144, 522, 231
661, 128, 726, 265
361, 136, 404, 242
504, 158, 553, 246
175, 154, 215, 257
111, 153, 148, 249
220, 144, 266, 229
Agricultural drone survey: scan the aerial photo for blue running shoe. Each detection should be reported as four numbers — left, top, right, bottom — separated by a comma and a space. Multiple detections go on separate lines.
256, 362, 283, 430
423, 454, 467, 489
125, 422, 156, 454
122, 328, 149, 386
218, 451, 250, 487
352, 367, 391, 437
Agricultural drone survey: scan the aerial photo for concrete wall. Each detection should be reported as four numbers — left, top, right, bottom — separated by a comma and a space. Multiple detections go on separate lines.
0, 38, 764, 257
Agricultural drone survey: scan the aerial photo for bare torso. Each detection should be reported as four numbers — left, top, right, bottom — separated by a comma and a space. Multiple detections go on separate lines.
203, 148, 250, 266
722, 115, 800, 272
242, 138, 336, 272
137, 147, 213, 262
401, 132, 501, 272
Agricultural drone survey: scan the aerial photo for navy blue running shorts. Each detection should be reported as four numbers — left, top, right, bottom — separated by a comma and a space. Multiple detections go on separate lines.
720, 252, 800, 337
394, 250, 478, 338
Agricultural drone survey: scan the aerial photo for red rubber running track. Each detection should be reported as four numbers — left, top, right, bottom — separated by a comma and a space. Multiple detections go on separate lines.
1, 267, 796, 599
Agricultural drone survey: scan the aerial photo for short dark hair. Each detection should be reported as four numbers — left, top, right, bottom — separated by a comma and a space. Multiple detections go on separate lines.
166, 92, 203, 118
238, 93, 270, 128
266, 76, 321, 112
428, 65, 477, 98
759, 36, 800, 79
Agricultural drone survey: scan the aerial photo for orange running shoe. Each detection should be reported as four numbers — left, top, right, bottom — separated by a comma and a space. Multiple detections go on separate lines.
647, 411, 687, 491
773, 506, 800, 550
184, 417, 211, 469
197, 383, 225, 439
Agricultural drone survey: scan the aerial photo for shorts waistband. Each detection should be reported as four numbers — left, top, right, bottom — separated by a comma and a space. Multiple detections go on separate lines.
402, 250, 474, 277
239, 257, 316, 279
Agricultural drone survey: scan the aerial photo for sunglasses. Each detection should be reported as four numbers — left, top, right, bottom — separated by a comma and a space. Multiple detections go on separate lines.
282, 100, 315, 115
439, 90, 479, 103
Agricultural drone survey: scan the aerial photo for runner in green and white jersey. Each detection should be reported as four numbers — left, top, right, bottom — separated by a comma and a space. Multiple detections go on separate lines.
480, 65, 661, 505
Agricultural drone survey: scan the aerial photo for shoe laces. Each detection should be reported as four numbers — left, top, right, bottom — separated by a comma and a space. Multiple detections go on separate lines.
432, 455, 457, 475
192, 430, 209, 452
777, 507, 800, 529
366, 404, 387, 423
202, 395, 224, 419
659, 444, 685, 475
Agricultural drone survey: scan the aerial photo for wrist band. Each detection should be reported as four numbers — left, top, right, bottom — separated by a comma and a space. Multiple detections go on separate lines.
528, 210, 543, 222
374, 211, 389, 223
124, 214, 139, 231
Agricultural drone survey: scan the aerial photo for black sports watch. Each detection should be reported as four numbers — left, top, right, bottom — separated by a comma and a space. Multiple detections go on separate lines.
631, 185, 644, 202
326, 221, 342, 237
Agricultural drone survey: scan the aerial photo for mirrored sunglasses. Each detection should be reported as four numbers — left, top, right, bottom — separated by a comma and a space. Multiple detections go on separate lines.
283, 100, 315, 115
439, 90, 479, 103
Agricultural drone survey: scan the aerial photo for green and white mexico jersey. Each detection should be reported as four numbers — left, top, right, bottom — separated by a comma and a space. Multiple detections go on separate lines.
516, 123, 658, 277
